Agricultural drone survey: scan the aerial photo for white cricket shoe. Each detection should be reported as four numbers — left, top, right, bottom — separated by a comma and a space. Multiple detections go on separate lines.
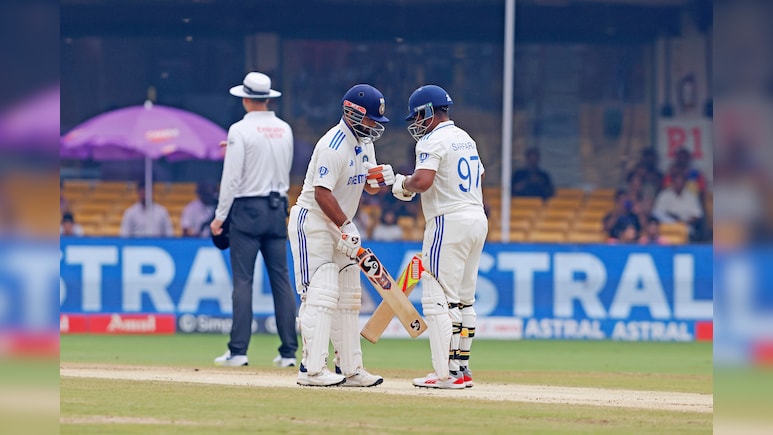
338, 368, 383, 387
273, 355, 297, 367
214, 351, 248, 367
297, 364, 346, 387
413, 373, 465, 389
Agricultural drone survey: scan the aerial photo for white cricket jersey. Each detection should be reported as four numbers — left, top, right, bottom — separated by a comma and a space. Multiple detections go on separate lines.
414, 121, 485, 221
215, 111, 293, 220
295, 119, 375, 220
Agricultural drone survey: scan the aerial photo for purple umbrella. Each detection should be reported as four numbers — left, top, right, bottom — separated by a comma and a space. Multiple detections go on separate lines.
60, 101, 226, 161
60, 101, 226, 227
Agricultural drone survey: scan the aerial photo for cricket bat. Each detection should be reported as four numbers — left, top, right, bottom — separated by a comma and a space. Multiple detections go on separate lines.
361, 254, 424, 343
356, 248, 427, 339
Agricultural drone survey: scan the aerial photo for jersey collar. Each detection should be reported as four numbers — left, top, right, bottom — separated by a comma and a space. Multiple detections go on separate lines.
244, 111, 275, 119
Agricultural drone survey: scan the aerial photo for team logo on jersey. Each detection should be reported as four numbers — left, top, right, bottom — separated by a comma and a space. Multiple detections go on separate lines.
354, 145, 362, 155
378, 98, 385, 115
319, 166, 329, 177
362, 155, 369, 163
419, 152, 429, 163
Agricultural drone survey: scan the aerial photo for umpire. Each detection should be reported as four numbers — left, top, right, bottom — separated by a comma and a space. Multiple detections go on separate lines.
211, 72, 298, 367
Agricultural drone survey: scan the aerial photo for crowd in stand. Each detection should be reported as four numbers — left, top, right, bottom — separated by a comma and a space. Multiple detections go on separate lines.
510, 146, 710, 244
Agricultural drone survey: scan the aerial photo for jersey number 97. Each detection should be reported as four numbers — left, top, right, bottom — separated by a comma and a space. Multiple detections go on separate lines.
457, 155, 480, 192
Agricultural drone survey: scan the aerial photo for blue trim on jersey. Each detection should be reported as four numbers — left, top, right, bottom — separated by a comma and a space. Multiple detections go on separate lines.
422, 122, 454, 141
298, 208, 310, 288
329, 130, 345, 150
430, 215, 444, 278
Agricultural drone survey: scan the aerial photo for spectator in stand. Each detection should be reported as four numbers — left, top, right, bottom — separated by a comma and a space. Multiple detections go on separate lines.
603, 189, 640, 238
120, 182, 174, 237
608, 221, 639, 244
60, 212, 84, 237
511, 147, 554, 200
663, 148, 707, 204
628, 148, 663, 191
371, 209, 404, 241
652, 172, 704, 239
181, 181, 217, 237
639, 216, 666, 245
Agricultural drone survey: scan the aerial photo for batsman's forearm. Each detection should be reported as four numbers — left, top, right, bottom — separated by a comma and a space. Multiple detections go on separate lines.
314, 186, 348, 227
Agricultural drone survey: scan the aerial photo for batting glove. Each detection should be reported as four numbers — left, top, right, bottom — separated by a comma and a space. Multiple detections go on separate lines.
337, 219, 362, 259
363, 162, 396, 188
392, 174, 416, 202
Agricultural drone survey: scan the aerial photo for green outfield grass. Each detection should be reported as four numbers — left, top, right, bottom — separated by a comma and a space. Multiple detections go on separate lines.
60, 335, 713, 434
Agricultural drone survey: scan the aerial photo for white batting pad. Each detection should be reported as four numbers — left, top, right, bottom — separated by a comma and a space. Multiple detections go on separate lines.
301, 263, 339, 374
332, 264, 363, 376
421, 273, 451, 379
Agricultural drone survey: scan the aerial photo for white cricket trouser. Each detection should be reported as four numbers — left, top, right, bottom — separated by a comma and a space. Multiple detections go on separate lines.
422, 208, 488, 305
288, 205, 353, 293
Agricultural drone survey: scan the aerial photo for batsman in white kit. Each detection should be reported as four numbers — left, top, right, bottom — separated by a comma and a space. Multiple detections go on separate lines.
288, 84, 393, 387
392, 85, 488, 389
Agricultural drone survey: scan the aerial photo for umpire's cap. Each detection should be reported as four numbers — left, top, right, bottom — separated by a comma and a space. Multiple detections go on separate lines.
211, 216, 231, 250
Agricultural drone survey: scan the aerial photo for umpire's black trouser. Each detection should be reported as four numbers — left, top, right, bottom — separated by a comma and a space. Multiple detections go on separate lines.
228, 196, 298, 358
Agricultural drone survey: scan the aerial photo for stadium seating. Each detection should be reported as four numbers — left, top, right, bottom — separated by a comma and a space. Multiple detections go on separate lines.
62, 180, 701, 245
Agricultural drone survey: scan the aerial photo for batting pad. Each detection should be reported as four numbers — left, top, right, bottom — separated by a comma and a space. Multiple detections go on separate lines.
421, 274, 452, 379
332, 264, 363, 376
301, 263, 339, 374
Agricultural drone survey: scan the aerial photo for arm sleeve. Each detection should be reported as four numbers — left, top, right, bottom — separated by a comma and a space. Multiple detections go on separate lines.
414, 138, 445, 172
311, 147, 343, 191
215, 128, 244, 220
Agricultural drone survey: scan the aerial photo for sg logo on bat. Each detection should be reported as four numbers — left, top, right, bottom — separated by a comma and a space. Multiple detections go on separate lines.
409, 319, 421, 331
360, 254, 392, 290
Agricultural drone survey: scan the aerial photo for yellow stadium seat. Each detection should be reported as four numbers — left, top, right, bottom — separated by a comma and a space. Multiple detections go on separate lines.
554, 188, 585, 199
528, 230, 566, 243
584, 199, 614, 210
397, 216, 415, 230
509, 208, 538, 221
573, 220, 603, 233
578, 208, 609, 221
540, 208, 576, 221
566, 231, 605, 244
660, 222, 689, 239
508, 230, 527, 242
509, 219, 532, 232
511, 197, 544, 210
587, 188, 616, 200
546, 197, 583, 210
534, 220, 571, 232
661, 233, 687, 245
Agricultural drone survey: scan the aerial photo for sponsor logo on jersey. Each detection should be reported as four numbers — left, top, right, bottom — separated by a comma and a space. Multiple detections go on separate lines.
419, 152, 429, 163
319, 166, 329, 177
347, 174, 366, 185
349, 159, 354, 167
362, 155, 369, 163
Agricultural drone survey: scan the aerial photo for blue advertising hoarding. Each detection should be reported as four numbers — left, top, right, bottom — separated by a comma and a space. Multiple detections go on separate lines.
59, 238, 712, 341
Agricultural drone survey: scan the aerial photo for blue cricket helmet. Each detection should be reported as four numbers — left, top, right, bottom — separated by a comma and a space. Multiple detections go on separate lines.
404, 85, 453, 121
341, 84, 389, 123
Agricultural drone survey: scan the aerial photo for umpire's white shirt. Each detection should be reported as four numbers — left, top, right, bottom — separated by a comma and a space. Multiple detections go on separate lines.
414, 121, 485, 221
295, 120, 375, 220
215, 111, 294, 220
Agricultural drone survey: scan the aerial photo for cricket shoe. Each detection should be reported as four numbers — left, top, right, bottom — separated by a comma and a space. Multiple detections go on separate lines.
413, 373, 465, 389
273, 355, 297, 368
214, 351, 248, 367
335, 366, 384, 387
297, 364, 346, 387
461, 368, 473, 388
